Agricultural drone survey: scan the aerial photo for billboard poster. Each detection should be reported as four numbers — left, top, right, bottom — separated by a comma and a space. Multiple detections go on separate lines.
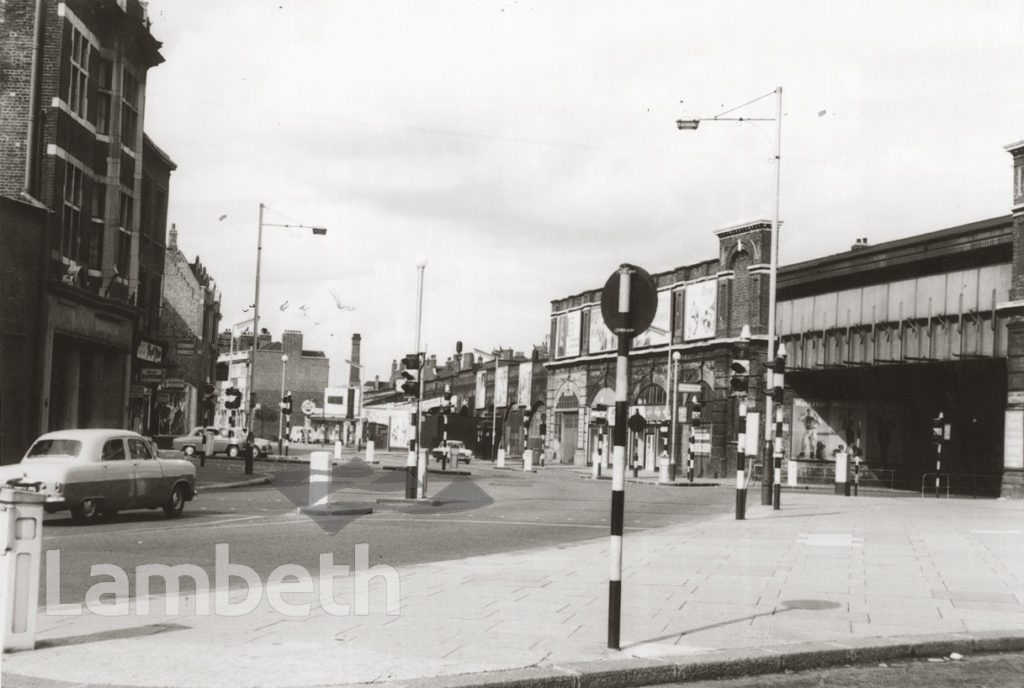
563, 309, 581, 357
475, 370, 487, 410
495, 365, 509, 408
791, 399, 873, 461
633, 290, 672, 348
517, 362, 533, 407
684, 280, 717, 341
589, 306, 615, 354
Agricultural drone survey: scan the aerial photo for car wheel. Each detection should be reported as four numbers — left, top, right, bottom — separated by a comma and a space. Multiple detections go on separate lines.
163, 485, 186, 518
71, 498, 102, 524
227, 445, 240, 458
183, 445, 196, 457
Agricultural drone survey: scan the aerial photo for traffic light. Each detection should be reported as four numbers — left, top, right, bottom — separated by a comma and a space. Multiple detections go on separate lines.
764, 353, 786, 403
224, 387, 242, 409
932, 412, 948, 444
281, 393, 292, 414
523, 406, 533, 428
443, 385, 454, 414
729, 358, 750, 395
399, 353, 420, 396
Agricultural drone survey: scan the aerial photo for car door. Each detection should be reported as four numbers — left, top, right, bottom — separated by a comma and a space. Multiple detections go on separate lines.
128, 437, 165, 507
99, 438, 135, 509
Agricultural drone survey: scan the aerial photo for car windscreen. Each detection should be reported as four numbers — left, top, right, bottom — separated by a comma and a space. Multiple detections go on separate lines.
26, 439, 82, 458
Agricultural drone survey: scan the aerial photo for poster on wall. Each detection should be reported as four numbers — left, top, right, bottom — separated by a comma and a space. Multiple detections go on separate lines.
590, 306, 615, 353
633, 290, 672, 348
563, 309, 581, 357
684, 280, 717, 341
790, 399, 899, 464
495, 365, 509, 408
475, 370, 487, 410
517, 362, 533, 407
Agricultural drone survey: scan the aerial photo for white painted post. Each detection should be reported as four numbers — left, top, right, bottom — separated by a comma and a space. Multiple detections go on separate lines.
309, 451, 331, 507
333, 440, 342, 460
497, 447, 506, 468
523, 449, 534, 472
366, 439, 375, 464
0, 489, 47, 651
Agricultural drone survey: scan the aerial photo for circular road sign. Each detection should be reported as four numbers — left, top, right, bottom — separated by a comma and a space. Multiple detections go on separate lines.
300, 399, 316, 416
600, 264, 658, 338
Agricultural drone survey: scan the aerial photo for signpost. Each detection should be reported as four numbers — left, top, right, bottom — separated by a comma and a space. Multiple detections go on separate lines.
601, 263, 657, 651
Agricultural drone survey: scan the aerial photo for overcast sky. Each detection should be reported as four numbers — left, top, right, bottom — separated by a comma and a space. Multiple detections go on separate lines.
142, 0, 1024, 386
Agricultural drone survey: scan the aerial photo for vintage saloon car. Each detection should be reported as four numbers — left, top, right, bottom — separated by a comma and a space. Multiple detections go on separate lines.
0, 429, 196, 524
171, 426, 272, 458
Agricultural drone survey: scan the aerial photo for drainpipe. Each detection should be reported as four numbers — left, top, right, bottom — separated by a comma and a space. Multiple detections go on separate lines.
23, 0, 46, 199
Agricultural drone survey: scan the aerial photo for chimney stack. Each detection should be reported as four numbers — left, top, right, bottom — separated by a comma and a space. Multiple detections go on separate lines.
349, 333, 362, 387
169, 223, 178, 250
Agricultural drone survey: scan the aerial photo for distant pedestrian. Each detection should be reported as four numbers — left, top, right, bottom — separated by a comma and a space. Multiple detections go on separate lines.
243, 431, 256, 474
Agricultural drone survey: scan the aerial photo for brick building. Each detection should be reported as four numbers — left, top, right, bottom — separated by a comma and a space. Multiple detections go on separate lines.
155, 225, 221, 438
0, 0, 167, 457
546, 222, 770, 476
545, 139, 1024, 498
363, 342, 548, 456
216, 329, 329, 441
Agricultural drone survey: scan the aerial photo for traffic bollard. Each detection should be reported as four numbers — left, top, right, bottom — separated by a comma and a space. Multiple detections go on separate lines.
524, 449, 534, 472
309, 451, 331, 507
497, 448, 505, 468
1, 488, 47, 651
366, 440, 375, 463
334, 440, 342, 460
735, 468, 746, 520
834, 451, 850, 496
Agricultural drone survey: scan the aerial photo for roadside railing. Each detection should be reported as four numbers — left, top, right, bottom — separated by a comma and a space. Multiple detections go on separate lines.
920, 472, 1002, 499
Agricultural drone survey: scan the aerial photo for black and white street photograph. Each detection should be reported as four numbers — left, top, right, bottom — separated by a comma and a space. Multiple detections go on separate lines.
1, 1, 1023, 686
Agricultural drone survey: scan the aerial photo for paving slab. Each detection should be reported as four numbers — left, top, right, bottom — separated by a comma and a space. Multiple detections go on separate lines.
4, 492, 1024, 688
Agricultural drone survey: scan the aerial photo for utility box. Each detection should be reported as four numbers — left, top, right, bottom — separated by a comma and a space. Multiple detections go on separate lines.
1, 487, 48, 652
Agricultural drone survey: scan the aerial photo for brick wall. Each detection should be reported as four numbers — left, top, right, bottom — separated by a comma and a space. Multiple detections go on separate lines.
0, 196, 48, 460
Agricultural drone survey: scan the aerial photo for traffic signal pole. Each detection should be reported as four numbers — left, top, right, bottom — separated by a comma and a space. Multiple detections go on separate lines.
608, 266, 631, 650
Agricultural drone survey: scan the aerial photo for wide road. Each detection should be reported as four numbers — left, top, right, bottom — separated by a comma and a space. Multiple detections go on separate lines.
41, 459, 739, 605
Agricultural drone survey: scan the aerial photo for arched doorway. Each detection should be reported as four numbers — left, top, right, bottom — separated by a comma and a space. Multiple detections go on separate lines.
634, 383, 668, 471
555, 393, 580, 464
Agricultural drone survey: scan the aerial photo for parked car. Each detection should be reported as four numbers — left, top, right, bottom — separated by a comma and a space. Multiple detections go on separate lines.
171, 427, 271, 458
0, 429, 196, 524
431, 440, 473, 464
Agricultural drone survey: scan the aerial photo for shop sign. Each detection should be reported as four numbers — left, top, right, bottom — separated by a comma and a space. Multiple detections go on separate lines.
156, 391, 171, 403
136, 340, 163, 363
176, 340, 196, 356
140, 367, 163, 384
164, 378, 187, 391
129, 385, 145, 399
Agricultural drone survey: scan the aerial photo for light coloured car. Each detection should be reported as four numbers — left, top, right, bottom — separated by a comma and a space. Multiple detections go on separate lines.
0, 429, 196, 524
171, 426, 271, 458
431, 440, 473, 464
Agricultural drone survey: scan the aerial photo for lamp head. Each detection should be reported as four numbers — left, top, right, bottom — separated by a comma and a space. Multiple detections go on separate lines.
676, 119, 700, 130
281, 354, 288, 362
415, 255, 428, 268
672, 351, 681, 362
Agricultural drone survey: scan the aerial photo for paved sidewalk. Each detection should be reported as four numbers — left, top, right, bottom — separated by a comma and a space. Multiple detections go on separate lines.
4, 491, 1024, 688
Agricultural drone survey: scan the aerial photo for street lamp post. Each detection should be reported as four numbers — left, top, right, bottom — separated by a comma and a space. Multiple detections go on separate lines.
278, 354, 288, 455
677, 86, 784, 506
413, 256, 428, 500
247, 203, 326, 434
